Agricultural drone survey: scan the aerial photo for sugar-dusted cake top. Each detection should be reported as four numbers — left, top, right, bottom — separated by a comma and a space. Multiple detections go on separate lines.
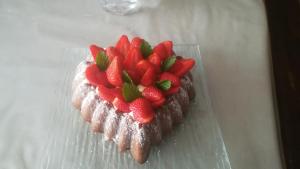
85, 35, 195, 124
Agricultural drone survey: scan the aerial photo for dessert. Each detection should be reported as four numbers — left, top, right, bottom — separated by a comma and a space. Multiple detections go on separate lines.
72, 35, 196, 163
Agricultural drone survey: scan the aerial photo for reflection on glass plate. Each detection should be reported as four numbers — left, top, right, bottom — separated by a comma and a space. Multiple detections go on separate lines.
40, 45, 231, 169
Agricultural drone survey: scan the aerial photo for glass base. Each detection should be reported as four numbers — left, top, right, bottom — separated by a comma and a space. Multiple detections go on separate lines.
102, 1, 141, 15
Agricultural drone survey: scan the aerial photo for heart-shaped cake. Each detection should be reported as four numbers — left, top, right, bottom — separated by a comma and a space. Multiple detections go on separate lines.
72, 35, 195, 163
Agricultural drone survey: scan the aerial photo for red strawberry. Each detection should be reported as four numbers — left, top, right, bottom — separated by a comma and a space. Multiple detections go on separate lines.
135, 60, 152, 76
148, 53, 161, 68
169, 59, 195, 77
106, 57, 123, 87
131, 37, 143, 49
142, 86, 164, 102
140, 67, 156, 86
153, 43, 168, 60
113, 97, 130, 112
164, 86, 180, 95
162, 41, 174, 57
90, 44, 104, 60
115, 35, 130, 57
152, 97, 166, 108
97, 85, 115, 102
123, 47, 143, 70
85, 64, 109, 86
127, 70, 141, 84
106, 46, 124, 63
129, 98, 154, 123
159, 72, 180, 87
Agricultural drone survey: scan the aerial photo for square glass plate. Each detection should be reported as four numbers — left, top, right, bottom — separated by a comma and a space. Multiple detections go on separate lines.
40, 45, 231, 169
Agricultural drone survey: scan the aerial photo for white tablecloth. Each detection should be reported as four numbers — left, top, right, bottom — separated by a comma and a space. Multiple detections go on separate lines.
0, 0, 282, 168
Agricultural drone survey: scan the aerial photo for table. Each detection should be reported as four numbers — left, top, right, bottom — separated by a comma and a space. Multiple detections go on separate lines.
0, 0, 282, 168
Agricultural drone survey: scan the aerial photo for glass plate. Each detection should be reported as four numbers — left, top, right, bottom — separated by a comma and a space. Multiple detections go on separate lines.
40, 45, 231, 169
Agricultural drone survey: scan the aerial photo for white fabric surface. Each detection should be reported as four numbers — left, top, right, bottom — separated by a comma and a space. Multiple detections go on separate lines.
0, 0, 282, 169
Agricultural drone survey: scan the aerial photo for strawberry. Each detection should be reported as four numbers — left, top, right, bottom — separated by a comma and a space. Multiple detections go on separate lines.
97, 85, 115, 102
129, 98, 154, 123
159, 72, 180, 87
140, 67, 156, 86
169, 59, 195, 77
162, 41, 174, 57
90, 44, 104, 60
153, 43, 168, 60
106, 46, 124, 63
131, 37, 143, 49
106, 57, 123, 87
123, 47, 143, 70
127, 70, 141, 84
135, 60, 152, 76
148, 53, 161, 68
152, 97, 166, 108
85, 64, 109, 86
113, 97, 130, 112
115, 35, 130, 57
142, 86, 164, 102
164, 86, 180, 95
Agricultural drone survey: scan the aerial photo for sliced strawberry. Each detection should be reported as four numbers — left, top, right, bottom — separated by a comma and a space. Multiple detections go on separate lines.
159, 72, 180, 87
90, 44, 104, 60
115, 35, 130, 57
97, 85, 115, 102
123, 47, 143, 70
131, 37, 143, 49
127, 70, 141, 84
85, 64, 109, 86
140, 67, 156, 86
113, 97, 130, 112
169, 58, 195, 77
153, 43, 168, 60
162, 41, 174, 57
164, 86, 180, 96
135, 60, 152, 76
148, 53, 161, 68
129, 98, 154, 123
152, 97, 166, 108
142, 86, 164, 102
106, 46, 124, 63
106, 57, 123, 87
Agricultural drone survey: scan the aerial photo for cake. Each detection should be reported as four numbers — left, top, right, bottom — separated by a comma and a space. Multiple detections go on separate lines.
72, 35, 195, 163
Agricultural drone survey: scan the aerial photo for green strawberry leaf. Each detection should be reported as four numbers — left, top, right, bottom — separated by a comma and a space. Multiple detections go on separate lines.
122, 83, 141, 102
96, 51, 109, 71
156, 80, 171, 91
141, 40, 152, 58
161, 56, 176, 71
122, 70, 134, 85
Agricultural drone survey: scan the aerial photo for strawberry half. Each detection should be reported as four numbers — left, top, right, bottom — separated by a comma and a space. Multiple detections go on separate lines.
163, 86, 180, 95
169, 59, 195, 77
106, 46, 124, 63
152, 97, 166, 108
97, 85, 115, 102
129, 98, 155, 123
142, 86, 164, 102
153, 43, 168, 60
135, 60, 153, 76
85, 64, 109, 86
113, 97, 130, 112
123, 47, 143, 71
106, 57, 123, 87
140, 67, 156, 86
159, 72, 180, 87
90, 44, 104, 60
162, 41, 174, 57
148, 53, 161, 68
115, 35, 130, 57
131, 37, 143, 49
